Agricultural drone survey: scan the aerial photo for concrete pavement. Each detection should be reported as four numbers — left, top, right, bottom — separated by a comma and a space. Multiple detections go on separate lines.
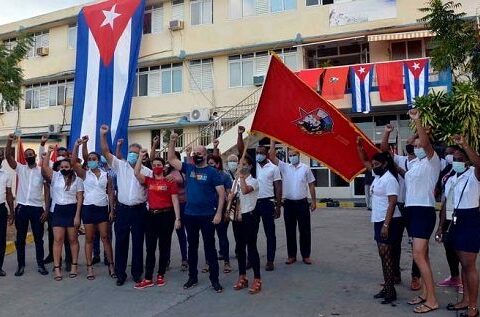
0, 208, 464, 317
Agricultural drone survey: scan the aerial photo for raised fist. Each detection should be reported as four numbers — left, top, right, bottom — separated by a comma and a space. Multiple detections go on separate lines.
384, 124, 394, 133
238, 126, 245, 134
100, 125, 109, 135
408, 109, 420, 121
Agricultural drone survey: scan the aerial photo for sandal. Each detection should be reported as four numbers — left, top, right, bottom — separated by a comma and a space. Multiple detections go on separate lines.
181, 261, 188, 272
414, 304, 438, 314
86, 264, 95, 281
69, 263, 78, 278
223, 262, 232, 274
108, 263, 117, 279
460, 307, 479, 317
248, 278, 262, 294
233, 276, 248, 290
201, 265, 209, 273
408, 296, 426, 305
447, 303, 468, 311
54, 266, 62, 281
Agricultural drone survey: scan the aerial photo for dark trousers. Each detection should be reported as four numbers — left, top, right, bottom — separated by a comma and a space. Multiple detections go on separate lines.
173, 203, 188, 262
145, 210, 175, 280
0, 204, 7, 270
114, 203, 146, 281
233, 212, 261, 278
399, 203, 420, 279
15, 204, 45, 267
254, 199, 276, 262
442, 220, 460, 277
47, 216, 72, 263
185, 214, 219, 283
215, 220, 230, 262
284, 199, 311, 259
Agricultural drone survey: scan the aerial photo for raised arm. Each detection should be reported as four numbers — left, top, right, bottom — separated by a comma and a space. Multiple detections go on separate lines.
134, 151, 147, 184
409, 109, 434, 159
268, 139, 279, 165
212, 139, 220, 156
72, 138, 87, 179
167, 133, 182, 171
81, 135, 89, 163
100, 125, 114, 166
150, 136, 160, 160
5, 133, 17, 170
115, 139, 124, 161
381, 124, 394, 153
454, 135, 480, 180
41, 146, 55, 182
39, 134, 49, 159
356, 137, 372, 170
237, 126, 245, 156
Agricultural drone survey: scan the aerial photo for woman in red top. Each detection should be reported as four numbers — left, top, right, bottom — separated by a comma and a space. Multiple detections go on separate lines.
133, 152, 181, 289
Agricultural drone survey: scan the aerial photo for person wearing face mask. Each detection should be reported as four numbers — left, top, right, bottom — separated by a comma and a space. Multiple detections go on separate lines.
226, 155, 239, 179
268, 141, 316, 265
100, 125, 152, 286
168, 133, 226, 293
133, 154, 181, 289
41, 147, 84, 281
72, 137, 116, 280
357, 140, 402, 304
238, 133, 282, 271
403, 109, 441, 314
5, 133, 49, 276
0, 149, 14, 277
439, 136, 480, 317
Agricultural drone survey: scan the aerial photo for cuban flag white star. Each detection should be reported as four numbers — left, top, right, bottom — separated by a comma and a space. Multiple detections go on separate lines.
101, 4, 121, 28
412, 62, 420, 70
358, 67, 366, 73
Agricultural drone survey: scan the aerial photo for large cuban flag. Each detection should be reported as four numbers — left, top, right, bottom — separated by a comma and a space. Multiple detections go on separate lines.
70, 0, 145, 155
350, 64, 374, 113
404, 58, 429, 108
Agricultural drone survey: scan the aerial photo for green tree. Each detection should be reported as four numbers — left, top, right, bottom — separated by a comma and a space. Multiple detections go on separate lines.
0, 36, 32, 111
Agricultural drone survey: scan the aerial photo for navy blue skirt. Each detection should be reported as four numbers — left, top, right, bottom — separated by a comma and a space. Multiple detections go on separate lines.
407, 206, 436, 239
51, 204, 77, 228
374, 217, 403, 245
82, 205, 109, 225
451, 208, 480, 253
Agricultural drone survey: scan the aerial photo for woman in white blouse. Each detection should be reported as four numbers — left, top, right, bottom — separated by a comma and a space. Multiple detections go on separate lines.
42, 146, 84, 281
72, 137, 116, 280
439, 136, 480, 317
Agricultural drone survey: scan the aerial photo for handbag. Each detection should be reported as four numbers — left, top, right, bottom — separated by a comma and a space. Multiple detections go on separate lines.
226, 179, 242, 222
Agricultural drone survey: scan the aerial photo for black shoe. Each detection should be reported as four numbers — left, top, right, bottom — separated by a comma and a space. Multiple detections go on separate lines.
0, 269, 6, 277
14, 266, 25, 277
381, 291, 397, 304
212, 281, 223, 293
183, 278, 198, 289
43, 255, 54, 264
38, 265, 49, 276
92, 256, 101, 265
265, 261, 274, 271
116, 277, 126, 286
373, 289, 386, 299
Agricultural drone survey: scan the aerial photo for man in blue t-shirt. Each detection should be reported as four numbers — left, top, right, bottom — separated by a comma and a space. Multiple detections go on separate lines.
168, 133, 225, 293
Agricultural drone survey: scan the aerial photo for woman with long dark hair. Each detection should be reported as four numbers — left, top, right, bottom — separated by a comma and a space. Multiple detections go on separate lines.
357, 139, 402, 304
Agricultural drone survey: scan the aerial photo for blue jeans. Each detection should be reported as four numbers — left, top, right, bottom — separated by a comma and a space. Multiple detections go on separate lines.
15, 205, 45, 267
254, 199, 276, 263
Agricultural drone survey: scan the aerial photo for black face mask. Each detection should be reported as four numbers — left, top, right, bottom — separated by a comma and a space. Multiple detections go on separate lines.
60, 169, 72, 176
193, 155, 204, 165
25, 156, 36, 165
373, 166, 386, 176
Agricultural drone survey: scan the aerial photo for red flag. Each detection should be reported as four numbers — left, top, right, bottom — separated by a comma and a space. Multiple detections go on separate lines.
376, 61, 404, 102
296, 68, 323, 90
321, 66, 349, 100
50, 145, 58, 163
251, 55, 379, 182
16, 137, 26, 165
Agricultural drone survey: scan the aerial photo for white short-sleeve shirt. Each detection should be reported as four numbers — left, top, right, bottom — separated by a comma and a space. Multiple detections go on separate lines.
405, 152, 441, 207
232, 175, 259, 214
444, 167, 480, 213
15, 163, 44, 207
256, 161, 282, 199
51, 171, 84, 206
0, 169, 12, 204
371, 171, 401, 222
393, 155, 418, 204
83, 170, 109, 206
277, 161, 315, 200
110, 156, 152, 206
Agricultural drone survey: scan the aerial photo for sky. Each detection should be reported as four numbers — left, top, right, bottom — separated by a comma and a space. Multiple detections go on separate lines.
0, 0, 93, 25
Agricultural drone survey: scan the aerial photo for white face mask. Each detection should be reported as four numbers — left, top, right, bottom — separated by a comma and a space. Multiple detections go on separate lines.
445, 154, 454, 165
289, 155, 300, 165
227, 161, 238, 172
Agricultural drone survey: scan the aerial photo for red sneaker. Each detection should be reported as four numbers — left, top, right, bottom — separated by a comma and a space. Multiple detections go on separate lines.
134, 279, 154, 290
156, 275, 166, 287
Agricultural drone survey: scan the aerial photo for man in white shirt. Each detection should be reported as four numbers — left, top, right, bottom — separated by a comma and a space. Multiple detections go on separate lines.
269, 141, 316, 265
100, 125, 152, 286
5, 133, 49, 276
0, 149, 14, 276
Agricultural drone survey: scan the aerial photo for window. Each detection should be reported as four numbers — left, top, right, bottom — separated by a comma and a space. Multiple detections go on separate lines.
191, 0, 213, 25
229, 0, 294, 18
172, 0, 185, 21
162, 63, 183, 94
391, 40, 424, 60
134, 64, 183, 96
67, 25, 77, 49
310, 160, 349, 188
270, 0, 296, 12
306, 0, 334, 5
24, 79, 73, 109
274, 48, 298, 71
306, 42, 369, 68
27, 31, 49, 58
3, 38, 17, 51
229, 52, 270, 87
143, 5, 163, 34
189, 58, 214, 91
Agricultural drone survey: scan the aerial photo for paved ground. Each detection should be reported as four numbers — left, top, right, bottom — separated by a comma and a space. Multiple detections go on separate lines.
0, 208, 465, 317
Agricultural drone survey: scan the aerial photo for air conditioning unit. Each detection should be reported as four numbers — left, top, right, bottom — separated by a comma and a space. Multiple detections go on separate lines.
47, 124, 62, 134
253, 75, 265, 87
36, 47, 49, 56
189, 108, 210, 122
169, 20, 184, 31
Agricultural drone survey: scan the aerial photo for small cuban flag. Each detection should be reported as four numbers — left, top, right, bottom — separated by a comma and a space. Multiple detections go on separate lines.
350, 64, 374, 114
404, 58, 429, 108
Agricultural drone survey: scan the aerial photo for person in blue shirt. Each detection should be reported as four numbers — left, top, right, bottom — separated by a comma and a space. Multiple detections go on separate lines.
167, 133, 226, 293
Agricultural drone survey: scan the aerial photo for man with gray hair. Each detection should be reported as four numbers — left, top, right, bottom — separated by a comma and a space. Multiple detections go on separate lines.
100, 125, 152, 286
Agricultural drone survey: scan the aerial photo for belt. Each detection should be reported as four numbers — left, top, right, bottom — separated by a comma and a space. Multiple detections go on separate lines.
149, 207, 173, 214
257, 197, 274, 202
118, 203, 145, 209
284, 198, 308, 202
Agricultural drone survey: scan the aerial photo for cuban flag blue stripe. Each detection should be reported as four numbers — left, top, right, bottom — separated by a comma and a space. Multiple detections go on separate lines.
360, 79, 366, 113
95, 56, 115, 152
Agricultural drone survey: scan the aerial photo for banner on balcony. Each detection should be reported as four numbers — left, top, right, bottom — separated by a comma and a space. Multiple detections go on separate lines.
70, 0, 145, 156
251, 55, 379, 182
321, 66, 349, 100
296, 68, 324, 90
404, 58, 429, 107
350, 64, 374, 113
376, 61, 405, 102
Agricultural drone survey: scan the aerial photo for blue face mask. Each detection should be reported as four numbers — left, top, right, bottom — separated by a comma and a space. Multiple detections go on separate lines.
87, 161, 99, 170
452, 161, 467, 174
256, 154, 266, 163
414, 147, 427, 159
127, 152, 139, 165
289, 155, 300, 165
